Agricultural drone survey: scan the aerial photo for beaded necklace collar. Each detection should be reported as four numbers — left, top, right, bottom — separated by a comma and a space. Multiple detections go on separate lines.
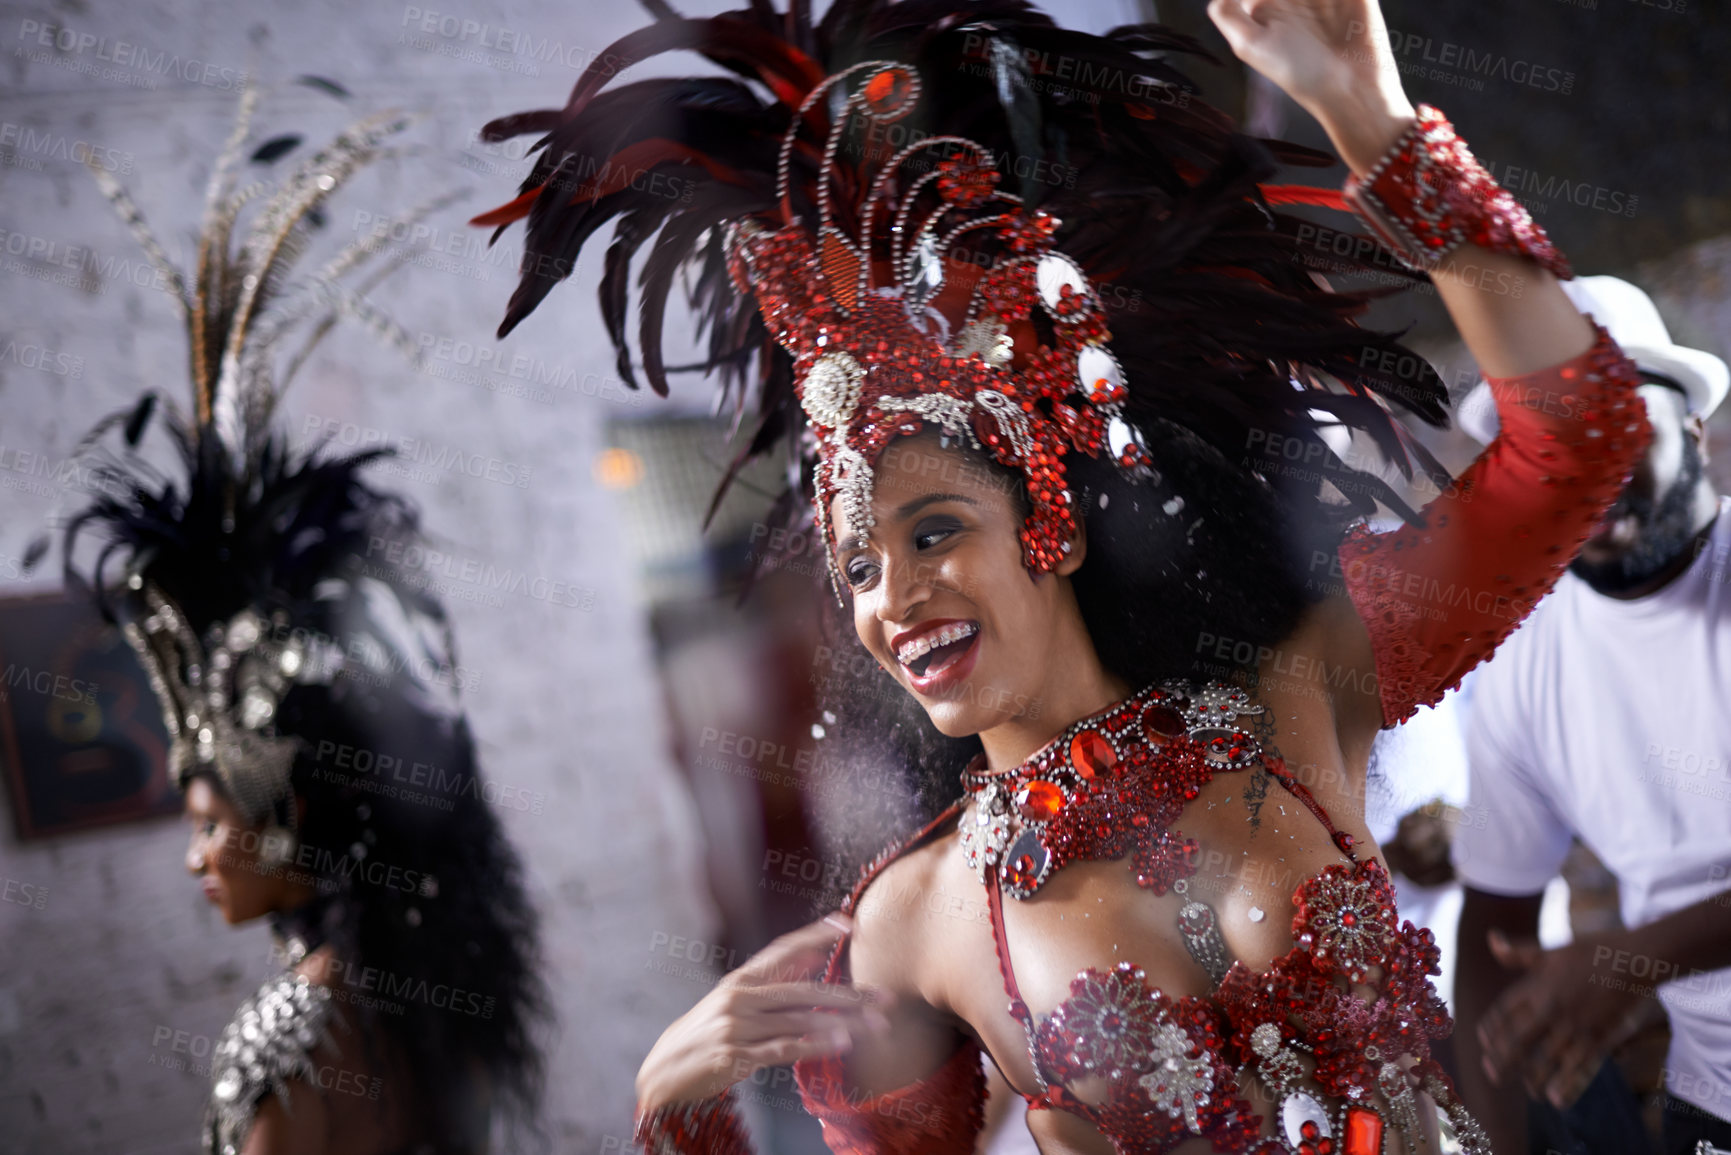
958, 680, 1270, 899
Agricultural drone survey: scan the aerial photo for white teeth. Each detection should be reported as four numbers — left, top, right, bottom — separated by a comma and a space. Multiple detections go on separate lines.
897, 622, 978, 667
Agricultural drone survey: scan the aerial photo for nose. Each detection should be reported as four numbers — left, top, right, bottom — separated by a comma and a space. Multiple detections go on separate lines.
186, 830, 206, 876
875, 549, 936, 626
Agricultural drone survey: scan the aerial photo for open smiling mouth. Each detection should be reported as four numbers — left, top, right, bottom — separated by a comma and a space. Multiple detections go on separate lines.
896, 621, 980, 681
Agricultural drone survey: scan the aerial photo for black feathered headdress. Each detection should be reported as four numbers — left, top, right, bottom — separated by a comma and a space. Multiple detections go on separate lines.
475, 0, 1451, 580
51, 84, 456, 829
45, 86, 550, 1139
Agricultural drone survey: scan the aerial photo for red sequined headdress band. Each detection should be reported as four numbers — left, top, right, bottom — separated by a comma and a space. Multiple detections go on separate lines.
726, 59, 1149, 588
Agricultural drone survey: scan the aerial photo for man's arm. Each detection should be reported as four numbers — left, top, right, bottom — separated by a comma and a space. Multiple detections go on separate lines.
1455, 886, 1545, 1155
1476, 884, 1731, 1113
1612, 888, 1731, 979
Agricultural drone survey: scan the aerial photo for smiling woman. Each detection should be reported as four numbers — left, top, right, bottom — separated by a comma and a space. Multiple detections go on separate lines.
819, 418, 1316, 824
476, 0, 1651, 1149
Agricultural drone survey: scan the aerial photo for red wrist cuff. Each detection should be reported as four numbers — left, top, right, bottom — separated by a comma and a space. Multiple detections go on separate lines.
1342, 105, 1572, 281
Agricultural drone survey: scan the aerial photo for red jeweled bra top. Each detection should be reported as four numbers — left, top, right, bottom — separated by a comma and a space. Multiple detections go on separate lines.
938, 680, 1488, 1154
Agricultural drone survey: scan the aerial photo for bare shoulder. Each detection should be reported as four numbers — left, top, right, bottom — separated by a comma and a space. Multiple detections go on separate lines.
839, 825, 990, 1095
847, 828, 955, 992
241, 1080, 331, 1155
1263, 593, 1383, 757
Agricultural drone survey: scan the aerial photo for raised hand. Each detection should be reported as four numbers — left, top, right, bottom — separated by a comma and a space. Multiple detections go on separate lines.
1207, 0, 1416, 173
634, 914, 891, 1112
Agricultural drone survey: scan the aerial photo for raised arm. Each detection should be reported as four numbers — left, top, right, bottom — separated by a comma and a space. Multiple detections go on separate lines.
1210, 0, 1650, 731
1208, 0, 1595, 376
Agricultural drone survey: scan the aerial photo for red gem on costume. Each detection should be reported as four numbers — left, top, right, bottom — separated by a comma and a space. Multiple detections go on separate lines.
1069, 729, 1115, 779
1342, 1105, 1384, 1155
1142, 703, 1186, 739
1017, 780, 1064, 821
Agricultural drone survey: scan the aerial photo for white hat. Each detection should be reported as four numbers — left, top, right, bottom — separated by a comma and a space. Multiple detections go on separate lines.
1455, 275, 1729, 445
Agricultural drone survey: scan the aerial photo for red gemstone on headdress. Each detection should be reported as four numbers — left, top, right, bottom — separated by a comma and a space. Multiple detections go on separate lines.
1069, 729, 1115, 779
1016, 780, 1063, 821
819, 232, 862, 311
862, 67, 913, 116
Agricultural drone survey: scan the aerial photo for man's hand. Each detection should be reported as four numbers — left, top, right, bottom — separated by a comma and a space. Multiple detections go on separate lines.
1382, 801, 1458, 888
1478, 929, 1667, 1109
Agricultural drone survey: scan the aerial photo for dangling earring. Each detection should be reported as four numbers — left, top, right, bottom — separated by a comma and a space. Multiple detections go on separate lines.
259, 825, 297, 866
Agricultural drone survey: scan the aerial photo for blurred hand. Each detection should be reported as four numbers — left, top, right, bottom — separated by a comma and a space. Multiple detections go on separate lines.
1477, 929, 1667, 1109
1381, 803, 1457, 888
1207, 0, 1416, 172
634, 914, 892, 1112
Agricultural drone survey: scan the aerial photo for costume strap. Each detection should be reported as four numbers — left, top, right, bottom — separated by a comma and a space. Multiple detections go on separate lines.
986, 866, 1073, 1110
822, 799, 967, 983
1262, 755, 1360, 864
1343, 104, 1572, 280
202, 974, 336, 1155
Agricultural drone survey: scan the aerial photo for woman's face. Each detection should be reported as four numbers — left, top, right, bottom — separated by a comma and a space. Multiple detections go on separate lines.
183, 776, 292, 925
835, 430, 1090, 738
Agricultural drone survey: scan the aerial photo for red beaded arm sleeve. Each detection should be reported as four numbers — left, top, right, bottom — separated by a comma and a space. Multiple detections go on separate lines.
1338, 327, 1648, 727
633, 1095, 754, 1155
796, 1040, 988, 1155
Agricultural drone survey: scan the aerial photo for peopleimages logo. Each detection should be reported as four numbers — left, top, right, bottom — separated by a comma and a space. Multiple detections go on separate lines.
363, 536, 598, 611
1383, 30, 1575, 93
15, 20, 247, 91
0, 338, 84, 378
399, 7, 636, 73
0, 121, 132, 173
1480, 159, 1639, 218
301, 416, 534, 490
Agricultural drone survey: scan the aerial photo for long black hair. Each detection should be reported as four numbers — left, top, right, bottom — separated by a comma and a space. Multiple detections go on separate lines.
65, 427, 548, 1149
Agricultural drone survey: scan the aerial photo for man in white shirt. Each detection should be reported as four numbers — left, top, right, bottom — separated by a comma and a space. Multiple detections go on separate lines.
1452, 275, 1731, 1155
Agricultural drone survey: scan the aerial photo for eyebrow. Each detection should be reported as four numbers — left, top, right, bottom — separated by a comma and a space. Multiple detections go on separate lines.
836, 492, 978, 553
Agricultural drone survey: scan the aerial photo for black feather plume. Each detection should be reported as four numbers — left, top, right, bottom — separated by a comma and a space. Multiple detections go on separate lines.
476, 0, 1452, 547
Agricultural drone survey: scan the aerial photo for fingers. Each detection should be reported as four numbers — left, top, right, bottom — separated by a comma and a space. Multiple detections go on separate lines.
735, 913, 852, 982
1537, 994, 1659, 1107
728, 979, 883, 1015
1518, 1015, 1580, 1103
1539, 1029, 1605, 1109
730, 1030, 855, 1073
1487, 929, 1545, 972
1207, 0, 1256, 50
729, 1008, 881, 1046
1478, 979, 1553, 1084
